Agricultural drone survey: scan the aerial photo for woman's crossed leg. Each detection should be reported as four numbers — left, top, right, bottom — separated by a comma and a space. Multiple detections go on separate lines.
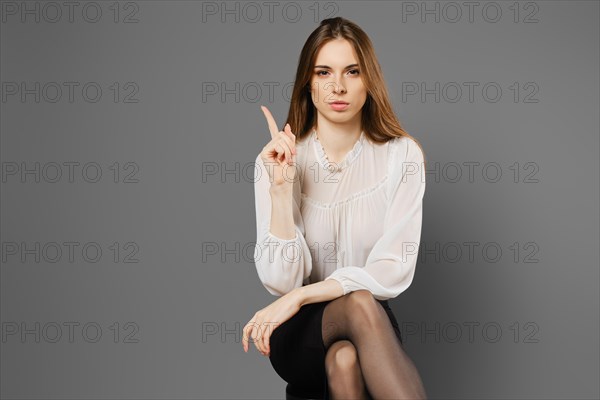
322, 290, 427, 399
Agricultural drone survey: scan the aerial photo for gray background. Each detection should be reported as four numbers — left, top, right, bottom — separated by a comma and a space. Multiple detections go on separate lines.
1, 1, 598, 399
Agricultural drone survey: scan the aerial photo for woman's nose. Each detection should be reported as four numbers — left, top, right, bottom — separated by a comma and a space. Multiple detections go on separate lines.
332, 81, 346, 94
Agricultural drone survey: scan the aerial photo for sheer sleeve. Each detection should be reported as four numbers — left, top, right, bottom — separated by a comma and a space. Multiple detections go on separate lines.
253, 153, 313, 296
324, 137, 426, 301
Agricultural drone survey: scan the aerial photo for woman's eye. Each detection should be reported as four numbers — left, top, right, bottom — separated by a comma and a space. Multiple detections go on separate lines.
316, 70, 359, 77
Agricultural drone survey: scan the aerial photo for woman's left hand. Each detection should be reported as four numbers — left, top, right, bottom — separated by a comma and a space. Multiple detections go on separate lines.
242, 291, 302, 357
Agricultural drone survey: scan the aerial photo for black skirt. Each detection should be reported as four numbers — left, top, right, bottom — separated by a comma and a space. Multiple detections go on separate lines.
268, 298, 403, 400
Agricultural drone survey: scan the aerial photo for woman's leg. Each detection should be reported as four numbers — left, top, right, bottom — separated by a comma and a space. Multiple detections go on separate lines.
324, 339, 371, 399
321, 290, 427, 399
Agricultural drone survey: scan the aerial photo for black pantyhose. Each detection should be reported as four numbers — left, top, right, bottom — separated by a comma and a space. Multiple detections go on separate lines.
321, 290, 427, 399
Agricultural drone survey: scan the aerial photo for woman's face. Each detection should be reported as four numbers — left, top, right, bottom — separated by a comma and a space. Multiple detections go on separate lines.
309, 39, 368, 125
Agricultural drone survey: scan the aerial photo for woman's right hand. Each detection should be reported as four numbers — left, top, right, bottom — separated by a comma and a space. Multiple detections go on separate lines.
259, 105, 297, 188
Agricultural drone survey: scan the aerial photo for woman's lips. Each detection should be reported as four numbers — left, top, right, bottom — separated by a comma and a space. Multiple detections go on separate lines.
329, 102, 349, 111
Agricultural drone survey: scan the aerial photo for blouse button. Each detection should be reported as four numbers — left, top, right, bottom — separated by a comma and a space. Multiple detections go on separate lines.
327, 163, 339, 172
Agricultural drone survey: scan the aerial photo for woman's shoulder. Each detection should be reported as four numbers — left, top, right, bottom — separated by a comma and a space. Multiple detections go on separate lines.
295, 132, 312, 148
292, 132, 312, 165
388, 135, 424, 164
385, 136, 425, 196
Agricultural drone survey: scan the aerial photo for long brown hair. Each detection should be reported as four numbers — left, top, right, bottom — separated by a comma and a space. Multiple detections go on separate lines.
284, 16, 425, 162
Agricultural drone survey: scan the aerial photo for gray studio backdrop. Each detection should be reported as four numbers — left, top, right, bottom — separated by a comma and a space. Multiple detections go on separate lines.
1, 1, 598, 399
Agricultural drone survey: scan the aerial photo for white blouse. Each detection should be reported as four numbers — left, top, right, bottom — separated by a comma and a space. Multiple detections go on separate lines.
253, 129, 426, 301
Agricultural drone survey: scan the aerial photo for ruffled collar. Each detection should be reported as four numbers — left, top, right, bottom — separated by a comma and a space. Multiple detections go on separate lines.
312, 129, 365, 172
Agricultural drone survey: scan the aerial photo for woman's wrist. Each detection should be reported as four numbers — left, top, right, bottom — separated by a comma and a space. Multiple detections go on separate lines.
268, 184, 295, 239
269, 183, 293, 196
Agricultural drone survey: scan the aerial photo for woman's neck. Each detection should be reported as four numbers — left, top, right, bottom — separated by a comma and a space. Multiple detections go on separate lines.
313, 121, 363, 164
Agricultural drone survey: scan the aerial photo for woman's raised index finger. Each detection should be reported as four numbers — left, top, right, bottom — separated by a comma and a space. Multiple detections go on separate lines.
260, 105, 280, 139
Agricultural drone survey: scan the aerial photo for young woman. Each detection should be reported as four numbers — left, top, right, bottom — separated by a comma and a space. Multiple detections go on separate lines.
243, 17, 428, 400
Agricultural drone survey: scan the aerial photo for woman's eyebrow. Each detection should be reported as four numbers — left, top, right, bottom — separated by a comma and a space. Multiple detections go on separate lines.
313, 64, 359, 69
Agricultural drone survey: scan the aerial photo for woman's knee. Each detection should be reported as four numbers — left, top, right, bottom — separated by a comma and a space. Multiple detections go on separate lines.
324, 339, 359, 378
346, 290, 388, 328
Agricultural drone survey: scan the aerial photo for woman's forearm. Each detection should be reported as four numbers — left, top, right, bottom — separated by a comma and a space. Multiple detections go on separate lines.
292, 279, 345, 307
268, 185, 296, 240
